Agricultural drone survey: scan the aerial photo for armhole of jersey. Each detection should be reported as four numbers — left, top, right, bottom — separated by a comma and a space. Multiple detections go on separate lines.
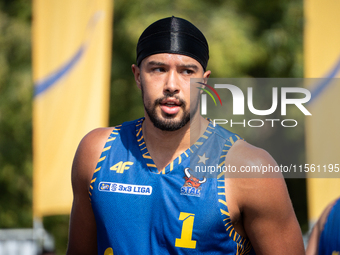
88, 125, 122, 201
216, 134, 253, 255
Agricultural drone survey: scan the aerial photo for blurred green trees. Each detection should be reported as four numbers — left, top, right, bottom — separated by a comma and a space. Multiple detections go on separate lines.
0, 0, 32, 228
0, 0, 305, 254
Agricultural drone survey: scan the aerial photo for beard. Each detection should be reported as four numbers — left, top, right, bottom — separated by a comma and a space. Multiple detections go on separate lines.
141, 82, 200, 131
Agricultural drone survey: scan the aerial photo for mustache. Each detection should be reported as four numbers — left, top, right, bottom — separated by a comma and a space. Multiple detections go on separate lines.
154, 93, 186, 107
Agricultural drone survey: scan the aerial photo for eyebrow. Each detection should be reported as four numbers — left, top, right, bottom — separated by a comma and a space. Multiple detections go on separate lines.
147, 61, 166, 66
146, 61, 199, 71
180, 64, 199, 71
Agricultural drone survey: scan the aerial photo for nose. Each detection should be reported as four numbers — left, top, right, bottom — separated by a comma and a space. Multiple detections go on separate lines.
164, 69, 180, 95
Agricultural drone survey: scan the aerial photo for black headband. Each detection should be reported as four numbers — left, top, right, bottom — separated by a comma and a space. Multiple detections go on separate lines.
136, 16, 209, 70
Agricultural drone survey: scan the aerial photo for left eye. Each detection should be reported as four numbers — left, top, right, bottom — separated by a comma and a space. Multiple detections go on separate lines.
183, 70, 194, 74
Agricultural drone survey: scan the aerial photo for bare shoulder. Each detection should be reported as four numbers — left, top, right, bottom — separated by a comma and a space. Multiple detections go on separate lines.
67, 127, 114, 255
225, 139, 281, 179
77, 127, 115, 153
225, 139, 286, 209
227, 139, 277, 168
72, 127, 115, 190
224, 140, 304, 254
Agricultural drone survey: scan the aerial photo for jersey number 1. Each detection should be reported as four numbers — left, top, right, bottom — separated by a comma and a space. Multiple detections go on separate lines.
175, 212, 196, 249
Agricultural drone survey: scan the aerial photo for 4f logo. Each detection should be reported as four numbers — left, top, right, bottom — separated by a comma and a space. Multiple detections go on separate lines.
110, 161, 134, 173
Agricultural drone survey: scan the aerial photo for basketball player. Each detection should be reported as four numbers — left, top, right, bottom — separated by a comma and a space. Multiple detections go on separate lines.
306, 197, 340, 255
66, 16, 304, 254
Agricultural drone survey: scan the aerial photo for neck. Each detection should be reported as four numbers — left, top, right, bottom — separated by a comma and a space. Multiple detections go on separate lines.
142, 113, 209, 171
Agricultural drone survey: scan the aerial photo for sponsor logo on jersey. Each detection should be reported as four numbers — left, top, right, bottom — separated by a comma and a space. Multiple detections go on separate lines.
180, 168, 206, 197
99, 182, 152, 195
110, 161, 134, 173
100, 183, 110, 191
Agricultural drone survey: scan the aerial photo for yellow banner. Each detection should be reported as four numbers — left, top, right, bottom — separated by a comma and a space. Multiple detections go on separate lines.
32, 0, 113, 217
304, 0, 340, 222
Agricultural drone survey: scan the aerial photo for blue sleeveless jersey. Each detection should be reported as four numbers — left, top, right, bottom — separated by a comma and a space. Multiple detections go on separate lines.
90, 118, 255, 255
318, 198, 340, 255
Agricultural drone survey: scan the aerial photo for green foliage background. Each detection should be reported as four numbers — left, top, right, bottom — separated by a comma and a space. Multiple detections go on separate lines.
0, 0, 306, 254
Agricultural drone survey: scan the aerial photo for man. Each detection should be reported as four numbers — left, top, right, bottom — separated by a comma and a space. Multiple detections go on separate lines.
67, 16, 304, 254
306, 197, 340, 255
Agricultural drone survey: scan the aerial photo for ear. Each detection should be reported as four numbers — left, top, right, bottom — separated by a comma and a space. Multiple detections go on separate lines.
131, 64, 141, 89
203, 70, 211, 84
197, 70, 211, 93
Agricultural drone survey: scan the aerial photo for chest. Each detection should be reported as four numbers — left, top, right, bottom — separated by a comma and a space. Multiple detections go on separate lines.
88, 120, 252, 254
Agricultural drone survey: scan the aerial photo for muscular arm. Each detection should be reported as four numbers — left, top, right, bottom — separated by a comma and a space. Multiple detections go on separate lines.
66, 128, 113, 255
225, 140, 305, 255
